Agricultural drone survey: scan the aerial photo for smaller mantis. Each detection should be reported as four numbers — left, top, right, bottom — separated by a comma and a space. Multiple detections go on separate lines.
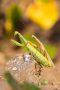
11, 31, 54, 67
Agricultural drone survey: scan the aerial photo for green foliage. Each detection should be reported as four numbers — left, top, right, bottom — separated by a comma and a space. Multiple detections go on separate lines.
24, 34, 35, 43
4, 71, 42, 90
6, 4, 23, 29
4, 71, 23, 90
23, 82, 41, 90
45, 43, 58, 59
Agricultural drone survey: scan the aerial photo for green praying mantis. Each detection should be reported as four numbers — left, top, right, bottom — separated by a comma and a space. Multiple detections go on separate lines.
11, 31, 54, 67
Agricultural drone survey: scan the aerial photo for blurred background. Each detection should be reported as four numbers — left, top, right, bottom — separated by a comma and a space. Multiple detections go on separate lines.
0, 0, 60, 90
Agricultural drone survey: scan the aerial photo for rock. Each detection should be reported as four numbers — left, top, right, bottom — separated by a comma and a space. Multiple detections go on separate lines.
6, 53, 42, 86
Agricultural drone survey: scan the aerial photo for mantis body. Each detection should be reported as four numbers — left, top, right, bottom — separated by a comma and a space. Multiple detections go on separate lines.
11, 31, 54, 67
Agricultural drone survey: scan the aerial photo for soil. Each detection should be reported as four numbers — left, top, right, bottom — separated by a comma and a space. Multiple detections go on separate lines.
0, 52, 60, 90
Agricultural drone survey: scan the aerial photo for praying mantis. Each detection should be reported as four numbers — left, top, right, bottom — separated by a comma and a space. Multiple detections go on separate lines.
11, 31, 54, 67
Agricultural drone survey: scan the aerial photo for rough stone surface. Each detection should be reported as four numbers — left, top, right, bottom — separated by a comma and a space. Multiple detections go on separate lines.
7, 54, 42, 86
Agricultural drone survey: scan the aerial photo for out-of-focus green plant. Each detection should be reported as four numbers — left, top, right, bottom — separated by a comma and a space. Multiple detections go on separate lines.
5, 3, 23, 33
45, 43, 58, 59
4, 71, 22, 90
23, 82, 41, 90
4, 71, 41, 90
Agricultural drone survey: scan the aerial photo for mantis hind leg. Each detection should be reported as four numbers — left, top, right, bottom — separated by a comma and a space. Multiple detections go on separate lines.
32, 35, 44, 53
32, 35, 52, 61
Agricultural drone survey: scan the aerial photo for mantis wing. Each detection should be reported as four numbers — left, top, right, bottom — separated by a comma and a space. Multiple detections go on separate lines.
32, 35, 53, 63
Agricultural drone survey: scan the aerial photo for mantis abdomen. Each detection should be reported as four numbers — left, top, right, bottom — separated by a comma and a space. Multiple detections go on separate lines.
26, 43, 53, 67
